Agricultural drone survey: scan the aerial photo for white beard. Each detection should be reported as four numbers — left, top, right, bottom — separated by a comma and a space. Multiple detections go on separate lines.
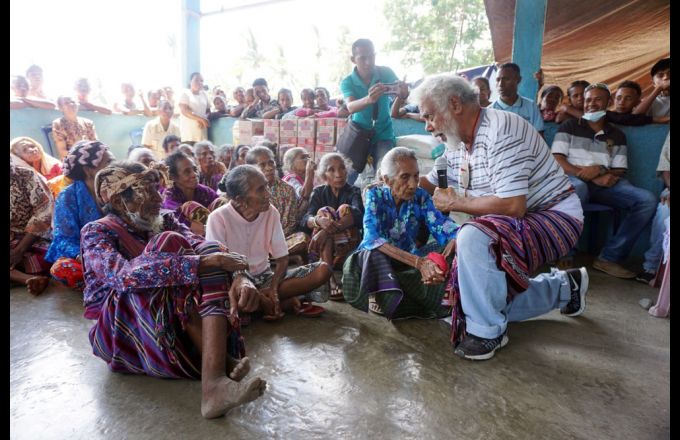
441, 116, 464, 151
128, 212, 165, 234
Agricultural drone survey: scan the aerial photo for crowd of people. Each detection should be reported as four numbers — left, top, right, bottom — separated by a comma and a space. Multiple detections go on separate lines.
10, 40, 669, 419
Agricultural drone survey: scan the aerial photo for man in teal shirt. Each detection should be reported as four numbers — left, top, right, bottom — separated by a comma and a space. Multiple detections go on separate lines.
340, 38, 408, 185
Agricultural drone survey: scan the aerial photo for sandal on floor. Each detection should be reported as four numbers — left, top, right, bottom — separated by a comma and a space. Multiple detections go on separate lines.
330, 283, 345, 301
297, 302, 326, 317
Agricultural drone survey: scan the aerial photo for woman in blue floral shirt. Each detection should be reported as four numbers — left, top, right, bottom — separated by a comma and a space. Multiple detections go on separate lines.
45, 140, 115, 289
343, 147, 459, 319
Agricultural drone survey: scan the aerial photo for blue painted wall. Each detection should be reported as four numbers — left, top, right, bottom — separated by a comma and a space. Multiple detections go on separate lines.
9, 109, 668, 260
512, 0, 547, 102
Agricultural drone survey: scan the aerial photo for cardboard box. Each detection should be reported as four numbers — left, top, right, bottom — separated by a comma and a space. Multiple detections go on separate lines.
297, 119, 317, 149
263, 119, 280, 144
279, 119, 298, 146
315, 118, 336, 147
238, 119, 264, 145
335, 118, 349, 140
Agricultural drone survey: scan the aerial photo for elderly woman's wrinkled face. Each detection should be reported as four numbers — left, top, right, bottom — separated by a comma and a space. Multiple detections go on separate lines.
14, 140, 41, 164
323, 158, 348, 190
174, 157, 199, 190
242, 173, 271, 213
253, 153, 277, 185
195, 145, 216, 170
293, 151, 310, 175
386, 157, 419, 202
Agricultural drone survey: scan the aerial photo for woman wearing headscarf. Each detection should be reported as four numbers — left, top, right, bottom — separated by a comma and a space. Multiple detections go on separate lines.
45, 140, 115, 289
82, 161, 265, 419
10, 156, 54, 295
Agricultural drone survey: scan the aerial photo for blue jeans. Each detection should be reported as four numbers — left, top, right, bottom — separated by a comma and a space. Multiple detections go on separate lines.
643, 195, 670, 272
347, 139, 395, 186
456, 226, 572, 339
568, 176, 657, 263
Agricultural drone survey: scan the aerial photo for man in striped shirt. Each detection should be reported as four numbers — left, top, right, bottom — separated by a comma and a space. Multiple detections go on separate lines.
413, 74, 588, 361
552, 83, 657, 279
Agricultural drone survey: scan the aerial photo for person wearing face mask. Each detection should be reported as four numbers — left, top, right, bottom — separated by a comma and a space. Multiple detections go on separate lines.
416, 74, 587, 361
552, 83, 657, 280
81, 161, 266, 419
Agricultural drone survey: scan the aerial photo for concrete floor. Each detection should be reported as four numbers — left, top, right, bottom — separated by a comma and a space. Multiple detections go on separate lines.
10, 264, 669, 440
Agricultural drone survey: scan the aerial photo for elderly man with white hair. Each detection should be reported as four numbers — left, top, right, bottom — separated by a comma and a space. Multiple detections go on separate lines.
413, 74, 589, 360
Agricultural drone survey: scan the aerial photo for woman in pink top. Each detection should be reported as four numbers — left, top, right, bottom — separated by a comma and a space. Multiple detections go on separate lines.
206, 165, 332, 320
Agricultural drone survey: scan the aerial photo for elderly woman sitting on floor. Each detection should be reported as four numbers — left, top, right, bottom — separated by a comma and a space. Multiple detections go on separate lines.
343, 147, 459, 319
162, 151, 225, 236
45, 140, 115, 289
206, 165, 333, 320
10, 156, 54, 295
194, 141, 227, 192
245, 146, 310, 259
81, 161, 266, 419
301, 153, 364, 301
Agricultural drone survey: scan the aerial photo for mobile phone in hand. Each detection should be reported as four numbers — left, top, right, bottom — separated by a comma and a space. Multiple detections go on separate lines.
382, 82, 402, 96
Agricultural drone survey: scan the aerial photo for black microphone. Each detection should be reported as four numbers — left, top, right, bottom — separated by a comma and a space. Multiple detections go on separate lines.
434, 155, 448, 189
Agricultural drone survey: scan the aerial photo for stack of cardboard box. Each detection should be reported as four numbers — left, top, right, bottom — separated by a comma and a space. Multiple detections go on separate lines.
297, 119, 317, 156
315, 119, 337, 161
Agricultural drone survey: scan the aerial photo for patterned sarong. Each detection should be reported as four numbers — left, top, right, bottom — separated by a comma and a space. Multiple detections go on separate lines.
447, 210, 583, 346
310, 204, 360, 268
343, 243, 451, 320
10, 234, 50, 275
89, 220, 244, 379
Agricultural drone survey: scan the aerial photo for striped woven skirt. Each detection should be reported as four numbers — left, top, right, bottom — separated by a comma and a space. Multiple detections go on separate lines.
447, 210, 583, 345
88, 232, 245, 379
343, 243, 451, 320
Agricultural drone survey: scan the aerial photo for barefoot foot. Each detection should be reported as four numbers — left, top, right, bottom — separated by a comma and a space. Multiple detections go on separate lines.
226, 356, 251, 381
26, 276, 49, 296
201, 376, 266, 419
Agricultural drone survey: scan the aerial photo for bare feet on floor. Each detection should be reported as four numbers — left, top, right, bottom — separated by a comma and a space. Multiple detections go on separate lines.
201, 376, 267, 419
226, 356, 250, 381
26, 276, 49, 296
